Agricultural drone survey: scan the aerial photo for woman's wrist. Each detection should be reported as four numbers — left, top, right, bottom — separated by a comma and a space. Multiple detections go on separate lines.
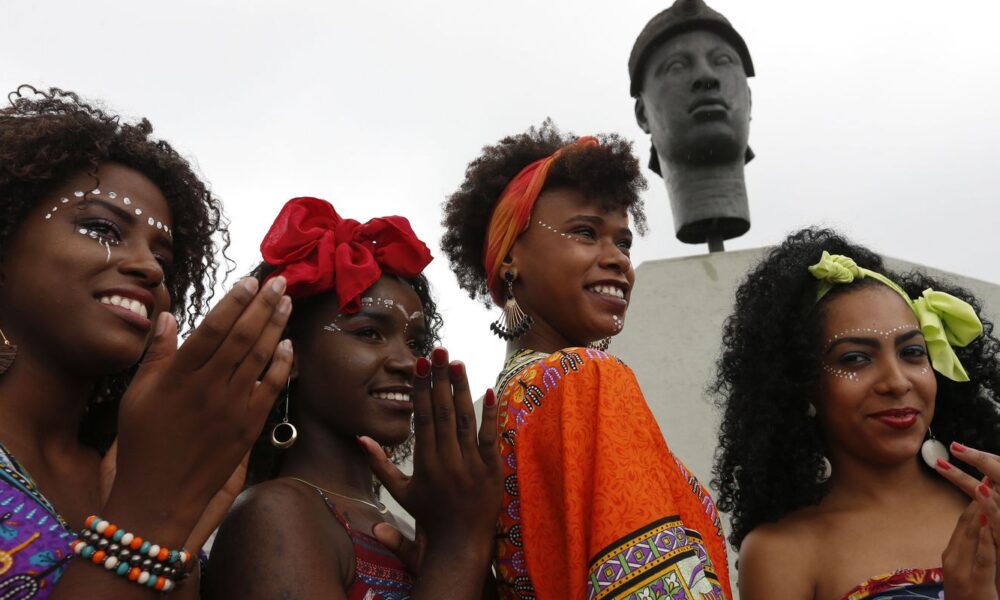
100, 494, 196, 550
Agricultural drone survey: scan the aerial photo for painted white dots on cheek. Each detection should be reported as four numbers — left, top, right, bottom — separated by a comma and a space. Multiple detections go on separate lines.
822, 364, 860, 382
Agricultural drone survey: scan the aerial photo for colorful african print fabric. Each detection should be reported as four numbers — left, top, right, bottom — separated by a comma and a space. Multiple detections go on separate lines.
317, 489, 414, 600
493, 348, 731, 600
0, 443, 75, 599
841, 568, 943, 600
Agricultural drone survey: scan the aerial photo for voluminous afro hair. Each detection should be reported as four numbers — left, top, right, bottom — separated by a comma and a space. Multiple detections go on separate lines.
0, 85, 230, 449
441, 119, 648, 305
244, 262, 444, 488
712, 227, 1000, 550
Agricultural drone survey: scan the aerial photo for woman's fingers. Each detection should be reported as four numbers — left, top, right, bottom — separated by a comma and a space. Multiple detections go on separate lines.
411, 356, 435, 466
429, 348, 461, 465
173, 277, 260, 371
230, 295, 292, 388
249, 340, 293, 424
448, 361, 479, 459
973, 519, 997, 583
359, 435, 411, 505
477, 388, 501, 470
186, 451, 250, 553
951, 442, 1000, 486
935, 457, 986, 498
372, 523, 425, 573
208, 277, 288, 379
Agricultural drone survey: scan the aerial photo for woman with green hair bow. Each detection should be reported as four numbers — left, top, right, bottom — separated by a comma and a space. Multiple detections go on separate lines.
712, 228, 1000, 600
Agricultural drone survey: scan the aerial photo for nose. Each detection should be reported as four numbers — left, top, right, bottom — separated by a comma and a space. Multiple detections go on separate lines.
872, 356, 913, 397
597, 239, 631, 274
384, 336, 419, 378
691, 58, 720, 93
117, 245, 165, 289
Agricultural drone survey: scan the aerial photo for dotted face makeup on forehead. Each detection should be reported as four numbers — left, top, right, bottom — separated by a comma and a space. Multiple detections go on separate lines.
825, 325, 918, 348
323, 297, 425, 336
44, 189, 172, 238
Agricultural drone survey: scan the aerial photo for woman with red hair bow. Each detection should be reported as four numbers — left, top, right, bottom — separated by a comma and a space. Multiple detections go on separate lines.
205, 197, 502, 600
440, 121, 732, 599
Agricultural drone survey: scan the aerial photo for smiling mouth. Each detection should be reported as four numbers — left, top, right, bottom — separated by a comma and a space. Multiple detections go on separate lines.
99, 294, 149, 319
585, 284, 625, 300
372, 391, 411, 403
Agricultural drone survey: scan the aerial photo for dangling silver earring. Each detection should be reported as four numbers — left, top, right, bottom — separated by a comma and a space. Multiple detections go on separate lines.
490, 272, 533, 341
920, 427, 949, 468
818, 456, 832, 483
0, 327, 16, 376
270, 378, 298, 449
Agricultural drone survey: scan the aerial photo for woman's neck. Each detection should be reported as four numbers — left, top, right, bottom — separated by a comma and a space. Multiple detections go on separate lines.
277, 417, 379, 501
0, 349, 92, 457
511, 313, 574, 355
824, 449, 956, 509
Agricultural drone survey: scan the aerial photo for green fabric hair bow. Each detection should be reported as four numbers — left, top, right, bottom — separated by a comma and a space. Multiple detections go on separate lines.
808, 251, 983, 382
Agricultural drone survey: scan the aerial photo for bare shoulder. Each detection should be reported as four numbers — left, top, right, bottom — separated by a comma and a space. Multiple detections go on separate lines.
738, 511, 823, 600
204, 479, 353, 599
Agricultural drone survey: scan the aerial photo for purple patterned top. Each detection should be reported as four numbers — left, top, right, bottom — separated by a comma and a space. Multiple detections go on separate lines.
0, 443, 75, 599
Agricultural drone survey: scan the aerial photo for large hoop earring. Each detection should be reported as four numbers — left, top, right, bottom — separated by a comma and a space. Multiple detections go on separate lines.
270, 378, 298, 449
0, 326, 16, 376
920, 426, 949, 468
490, 272, 533, 341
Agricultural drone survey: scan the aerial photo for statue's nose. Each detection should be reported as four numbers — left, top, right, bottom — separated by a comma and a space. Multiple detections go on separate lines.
691, 74, 720, 92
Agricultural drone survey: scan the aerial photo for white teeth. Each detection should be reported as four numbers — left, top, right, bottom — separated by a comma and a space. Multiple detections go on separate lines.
373, 392, 411, 403
99, 295, 149, 319
588, 285, 625, 299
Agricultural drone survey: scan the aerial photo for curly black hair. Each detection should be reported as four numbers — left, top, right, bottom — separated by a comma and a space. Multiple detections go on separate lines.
711, 227, 1000, 550
441, 119, 648, 305
245, 261, 444, 487
0, 85, 230, 450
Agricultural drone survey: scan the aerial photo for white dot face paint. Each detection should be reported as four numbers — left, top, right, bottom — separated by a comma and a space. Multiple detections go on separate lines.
323, 297, 427, 346
822, 364, 860, 382
821, 324, 925, 384
47, 189, 171, 240
536, 219, 572, 239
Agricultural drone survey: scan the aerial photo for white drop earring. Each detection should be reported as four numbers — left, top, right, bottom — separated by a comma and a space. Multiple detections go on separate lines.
818, 456, 832, 483
920, 427, 949, 468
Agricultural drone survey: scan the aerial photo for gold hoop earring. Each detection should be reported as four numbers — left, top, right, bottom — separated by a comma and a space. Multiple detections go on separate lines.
270, 378, 298, 449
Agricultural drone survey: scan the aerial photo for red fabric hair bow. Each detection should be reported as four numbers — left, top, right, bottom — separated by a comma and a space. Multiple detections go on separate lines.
260, 197, 433, 312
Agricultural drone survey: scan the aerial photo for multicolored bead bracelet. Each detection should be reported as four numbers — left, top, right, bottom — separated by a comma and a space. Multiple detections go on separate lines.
69, 515, 191, 592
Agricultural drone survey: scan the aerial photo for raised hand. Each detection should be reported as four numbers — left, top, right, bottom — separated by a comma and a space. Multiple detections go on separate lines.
103, 276, 293, 547
942, 500, 998, 600
359, 346, 502, 597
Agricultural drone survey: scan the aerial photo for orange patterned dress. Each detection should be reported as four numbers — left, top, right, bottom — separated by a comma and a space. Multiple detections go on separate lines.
493, 348, 731, 600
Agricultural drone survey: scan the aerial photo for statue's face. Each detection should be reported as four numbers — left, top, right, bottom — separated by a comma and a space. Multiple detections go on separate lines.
636, 29, 751, 165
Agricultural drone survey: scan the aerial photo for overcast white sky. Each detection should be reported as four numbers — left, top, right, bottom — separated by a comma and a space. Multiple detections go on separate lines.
4, 0, 999, 394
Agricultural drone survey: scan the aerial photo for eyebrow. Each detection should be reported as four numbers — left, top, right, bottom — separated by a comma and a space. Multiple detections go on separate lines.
825, 328, 923, 355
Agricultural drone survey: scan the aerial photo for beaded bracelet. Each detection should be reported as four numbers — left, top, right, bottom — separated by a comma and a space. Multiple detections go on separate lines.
69, 516, 192, 592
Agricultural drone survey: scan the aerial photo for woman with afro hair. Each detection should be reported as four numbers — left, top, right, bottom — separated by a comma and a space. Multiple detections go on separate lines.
713, 228, 1000, 599
440, 120, 732, 600
0, 86, 293, 598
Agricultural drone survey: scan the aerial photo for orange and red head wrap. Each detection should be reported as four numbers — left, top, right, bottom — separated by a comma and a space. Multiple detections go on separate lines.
482, 136, 599, 304
261, 197, 433, 313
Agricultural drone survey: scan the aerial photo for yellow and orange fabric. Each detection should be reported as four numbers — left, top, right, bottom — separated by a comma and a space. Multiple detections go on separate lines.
483, 137, 599, 304
493, 348, 731, 600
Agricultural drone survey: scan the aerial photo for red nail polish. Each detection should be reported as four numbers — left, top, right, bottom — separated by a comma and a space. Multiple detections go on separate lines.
449, 362, 464, 379
432, 347, 447, 367
485, 388, 496, 407
415, 357, 431, 378
980, 514, 989, 527
936, 458, 952, 470
952, 441, 968, 453
979, 483, 991, 498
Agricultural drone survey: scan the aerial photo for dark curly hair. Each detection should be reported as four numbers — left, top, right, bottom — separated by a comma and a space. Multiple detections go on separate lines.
245, 261, 444, 487
441, 119, 648, 305
0, 85, 230, 450
711, 227, 1000, 550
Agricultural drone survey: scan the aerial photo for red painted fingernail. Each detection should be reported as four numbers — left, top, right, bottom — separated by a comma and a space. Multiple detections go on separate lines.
980, 514, 989, 527
449, 362, 464, 379
415, 357, 431, 378
485, 388, 496, 407
986, 477, 994, 487
431, 347, 447, 367
951, 441, 968, 453
979, 483, 991, 498
936, 458, 952, 470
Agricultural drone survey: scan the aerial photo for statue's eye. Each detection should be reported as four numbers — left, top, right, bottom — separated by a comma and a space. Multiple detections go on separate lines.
715, 54, 735, 66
